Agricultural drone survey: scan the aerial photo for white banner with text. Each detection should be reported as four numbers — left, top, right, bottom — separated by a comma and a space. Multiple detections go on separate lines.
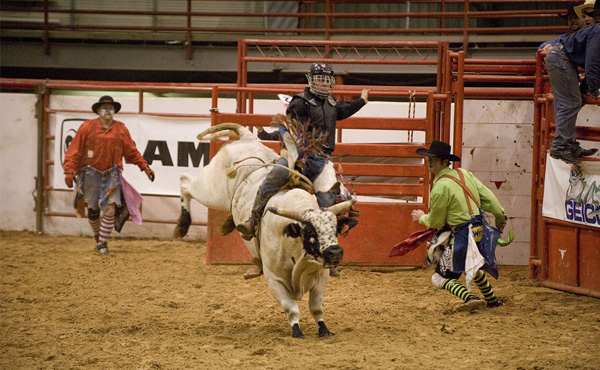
542, 155, 600, 228
54, 113, 211, 195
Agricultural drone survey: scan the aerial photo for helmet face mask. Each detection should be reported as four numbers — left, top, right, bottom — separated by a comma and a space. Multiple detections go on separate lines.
307, 63, 335, 97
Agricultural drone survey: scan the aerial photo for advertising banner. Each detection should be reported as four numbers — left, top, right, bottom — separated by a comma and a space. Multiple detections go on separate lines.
54, 113, 211, 195
542, 155, 600, 228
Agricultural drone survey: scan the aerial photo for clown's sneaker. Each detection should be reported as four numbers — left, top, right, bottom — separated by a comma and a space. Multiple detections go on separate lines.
96, 242, 110, 255
455, 296, 486, 313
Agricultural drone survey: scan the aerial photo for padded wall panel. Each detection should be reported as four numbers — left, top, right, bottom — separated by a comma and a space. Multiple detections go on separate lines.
547, 225, 578, 287
579, 229, 600, 293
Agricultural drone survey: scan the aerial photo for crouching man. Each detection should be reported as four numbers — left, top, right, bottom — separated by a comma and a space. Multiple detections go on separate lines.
411, 141, 507, 312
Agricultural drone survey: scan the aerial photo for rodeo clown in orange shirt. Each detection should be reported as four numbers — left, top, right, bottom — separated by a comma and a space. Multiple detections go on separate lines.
63, 96, 155, 255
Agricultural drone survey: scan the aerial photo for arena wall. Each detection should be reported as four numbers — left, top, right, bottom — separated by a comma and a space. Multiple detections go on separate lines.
6, 92, 597, 265
0, 93, 38, 232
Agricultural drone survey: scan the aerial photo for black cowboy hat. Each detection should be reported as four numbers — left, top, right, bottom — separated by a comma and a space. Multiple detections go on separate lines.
416, 140, 461, 162
92, 95, 121, 114
559, 3, 577, 18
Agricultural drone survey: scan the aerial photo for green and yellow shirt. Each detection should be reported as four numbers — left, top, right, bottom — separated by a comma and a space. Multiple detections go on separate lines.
418, 167, 505, 229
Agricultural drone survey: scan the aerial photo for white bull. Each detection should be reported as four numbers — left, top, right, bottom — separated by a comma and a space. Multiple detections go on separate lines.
174, 123, 356, 338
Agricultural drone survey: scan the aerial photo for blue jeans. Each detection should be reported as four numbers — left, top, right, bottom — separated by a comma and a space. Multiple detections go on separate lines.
258, 154, 334, 208
77, 166, 122, 211
545, 46, 583, 156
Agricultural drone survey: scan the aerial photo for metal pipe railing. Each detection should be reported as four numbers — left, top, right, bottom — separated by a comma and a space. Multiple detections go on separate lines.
1, 0, 573, 56
530, 47, 600, 295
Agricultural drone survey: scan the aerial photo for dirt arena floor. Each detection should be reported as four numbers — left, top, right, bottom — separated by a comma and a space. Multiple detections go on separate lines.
1, 230, 599, 370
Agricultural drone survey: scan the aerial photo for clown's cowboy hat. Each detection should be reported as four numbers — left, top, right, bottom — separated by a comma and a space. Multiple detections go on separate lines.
416, 140, 461, 162
92, 95, 121, 114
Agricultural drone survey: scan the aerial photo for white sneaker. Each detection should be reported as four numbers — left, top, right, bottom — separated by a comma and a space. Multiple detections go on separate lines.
96, 242, 110, 255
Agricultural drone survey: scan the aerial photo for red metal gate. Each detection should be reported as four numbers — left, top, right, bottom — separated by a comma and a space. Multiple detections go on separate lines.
202, 40, 453, 266
531, 50, 600, 298
205, 84, 450, 266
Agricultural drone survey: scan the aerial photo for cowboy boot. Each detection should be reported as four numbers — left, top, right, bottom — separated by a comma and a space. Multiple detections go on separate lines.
236, 188, 275, 241
237, 211, 260, 241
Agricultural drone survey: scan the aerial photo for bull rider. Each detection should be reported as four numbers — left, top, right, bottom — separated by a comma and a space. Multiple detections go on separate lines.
236, 63, 369, 278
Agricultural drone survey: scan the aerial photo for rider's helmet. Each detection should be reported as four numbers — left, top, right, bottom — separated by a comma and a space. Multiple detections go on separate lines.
306, 63, 335, 97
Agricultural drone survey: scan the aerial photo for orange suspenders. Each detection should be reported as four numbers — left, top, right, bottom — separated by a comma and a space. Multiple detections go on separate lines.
440, 169, 480, 215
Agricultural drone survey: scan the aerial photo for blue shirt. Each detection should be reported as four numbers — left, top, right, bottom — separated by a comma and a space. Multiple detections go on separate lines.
556, 24, 600, 96
539, 38, 557, 50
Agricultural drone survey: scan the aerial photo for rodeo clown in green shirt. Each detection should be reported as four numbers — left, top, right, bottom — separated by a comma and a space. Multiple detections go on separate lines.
411, 141, 508, 312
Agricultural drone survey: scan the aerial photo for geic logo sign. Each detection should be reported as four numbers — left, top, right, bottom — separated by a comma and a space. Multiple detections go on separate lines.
565, 164, 600, 225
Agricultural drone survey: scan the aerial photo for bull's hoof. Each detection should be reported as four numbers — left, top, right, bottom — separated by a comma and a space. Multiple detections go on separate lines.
292, 323, 305, 339
318, 321, 334, 337
243, 264, 262, 280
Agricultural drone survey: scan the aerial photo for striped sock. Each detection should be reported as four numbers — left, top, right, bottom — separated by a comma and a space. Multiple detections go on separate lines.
474, 270, 498, 304
442, 279, 474, 302
98, 215, 114, 244
88, 218, 101, 237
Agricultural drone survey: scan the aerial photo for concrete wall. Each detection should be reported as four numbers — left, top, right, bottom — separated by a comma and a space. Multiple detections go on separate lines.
0, 93, 38, 232
462, 99, 600, 265
462, 100, 534, 265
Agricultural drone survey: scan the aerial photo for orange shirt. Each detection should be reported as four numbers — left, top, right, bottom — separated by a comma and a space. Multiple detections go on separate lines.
63, 118, 148, 174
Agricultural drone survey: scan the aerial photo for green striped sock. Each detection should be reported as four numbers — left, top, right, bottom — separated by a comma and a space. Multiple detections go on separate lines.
474, 270, 498, 303
442, 279, 473, 302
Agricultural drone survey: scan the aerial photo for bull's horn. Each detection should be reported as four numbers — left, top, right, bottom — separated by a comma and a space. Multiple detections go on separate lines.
326, 199, 357, 215
197, 123, 245, 140
267, 207, 304, 222
201, 130, 239, 141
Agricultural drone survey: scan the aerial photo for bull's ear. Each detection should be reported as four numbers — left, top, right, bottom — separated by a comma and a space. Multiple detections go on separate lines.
337, 217, 358, 235
283, 223, 302, 238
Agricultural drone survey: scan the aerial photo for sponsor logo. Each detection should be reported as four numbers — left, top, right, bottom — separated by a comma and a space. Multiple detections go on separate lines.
564, 164, 600, 225
559, 249, 567, 260
60, 119, 86, 165
564, 200, 600, 224
277, 94, 292, 108
143, 140, 210, 168
471, 225, 483, 242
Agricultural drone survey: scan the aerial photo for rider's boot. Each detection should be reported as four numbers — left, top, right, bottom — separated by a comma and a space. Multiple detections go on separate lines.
236, 189, 274, 241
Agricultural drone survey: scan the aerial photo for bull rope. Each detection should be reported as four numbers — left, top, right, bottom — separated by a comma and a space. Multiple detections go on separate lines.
408, 90, 416, 142
226, 162, 314, 191
226, 158, 313, 264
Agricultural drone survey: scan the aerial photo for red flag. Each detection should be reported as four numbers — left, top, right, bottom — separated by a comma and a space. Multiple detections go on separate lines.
389, 228, 437, 257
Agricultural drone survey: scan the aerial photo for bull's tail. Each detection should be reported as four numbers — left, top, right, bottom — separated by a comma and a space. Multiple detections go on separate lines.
221, 214, 236, 236
197, 123, 255, 142
174, 173, 194, 238
173, 206, 191, 238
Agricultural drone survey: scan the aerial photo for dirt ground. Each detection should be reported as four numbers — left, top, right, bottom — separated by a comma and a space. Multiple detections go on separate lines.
1, 230, 599, 370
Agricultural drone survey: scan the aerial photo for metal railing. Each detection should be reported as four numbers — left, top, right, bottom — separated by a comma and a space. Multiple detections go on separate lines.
0, 0, 576, 58
529, 49, 600, 298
